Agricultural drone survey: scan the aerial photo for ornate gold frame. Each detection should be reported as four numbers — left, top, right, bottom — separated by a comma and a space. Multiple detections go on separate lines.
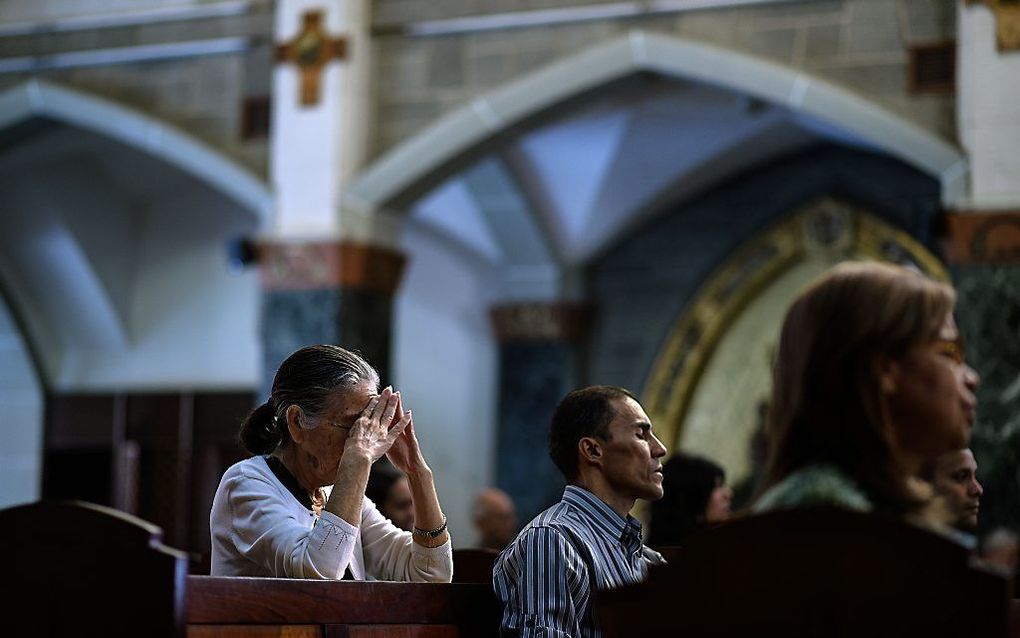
641, 198, 949, 453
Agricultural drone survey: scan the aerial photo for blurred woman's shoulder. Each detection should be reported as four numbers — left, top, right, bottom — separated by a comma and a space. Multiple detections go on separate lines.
752, 465, 872, 514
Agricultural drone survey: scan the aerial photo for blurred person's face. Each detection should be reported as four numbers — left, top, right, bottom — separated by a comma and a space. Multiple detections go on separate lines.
884, 314, 979, 463
381, 476, 415, 532
933, 449, 982, 530
477, 497, 518, 550
704, 479, 732, 524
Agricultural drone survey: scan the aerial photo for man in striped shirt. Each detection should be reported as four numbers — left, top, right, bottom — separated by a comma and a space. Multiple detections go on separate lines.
493, 385, 668, 637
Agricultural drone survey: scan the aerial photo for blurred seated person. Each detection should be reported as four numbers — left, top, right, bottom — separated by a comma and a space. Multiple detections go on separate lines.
647, 452, 732, 547
927, 448, 983, 532
754, 262, 979, 525
980, 527, 1019, 576
210, 345, 452, 581
366, 459, 414, 532
472, 487, 518, 551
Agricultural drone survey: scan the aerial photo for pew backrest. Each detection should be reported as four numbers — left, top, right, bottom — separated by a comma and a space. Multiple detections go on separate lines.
187, 576, 500, 638
599, 506, 1011, 637
0, 500, 188, 638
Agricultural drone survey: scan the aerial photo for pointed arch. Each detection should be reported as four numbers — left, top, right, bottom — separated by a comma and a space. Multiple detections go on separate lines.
0, 79, 271, 222
344, 30, 967, 219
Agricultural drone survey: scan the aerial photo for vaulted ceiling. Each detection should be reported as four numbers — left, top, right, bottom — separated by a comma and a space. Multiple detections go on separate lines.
407, 74, 880, 300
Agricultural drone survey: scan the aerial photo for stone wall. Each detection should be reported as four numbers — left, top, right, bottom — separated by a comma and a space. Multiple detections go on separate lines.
0, 10, 273, 175
371, 0, 957, 158
0, 1, 958, 179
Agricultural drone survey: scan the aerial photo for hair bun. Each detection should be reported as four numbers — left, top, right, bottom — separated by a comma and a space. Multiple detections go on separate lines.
239, 400, 282, 455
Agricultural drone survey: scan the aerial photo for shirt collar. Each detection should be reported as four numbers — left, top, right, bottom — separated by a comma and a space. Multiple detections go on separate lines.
263, 455, 313, 510
563, 485, 644, 553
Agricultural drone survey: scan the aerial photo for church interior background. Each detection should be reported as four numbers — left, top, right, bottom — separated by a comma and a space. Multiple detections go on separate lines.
1, 0, 1019, 564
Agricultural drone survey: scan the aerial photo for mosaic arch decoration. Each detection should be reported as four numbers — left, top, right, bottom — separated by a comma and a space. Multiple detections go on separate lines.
642, 198, 948, 483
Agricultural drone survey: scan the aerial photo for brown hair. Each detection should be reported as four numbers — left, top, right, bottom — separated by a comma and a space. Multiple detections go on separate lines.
762, 261, 955, 513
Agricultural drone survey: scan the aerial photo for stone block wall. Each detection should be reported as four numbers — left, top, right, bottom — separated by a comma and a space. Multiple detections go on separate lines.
371, 0, 957, 158
0, 10, 273, 176
0, 1, 958, 178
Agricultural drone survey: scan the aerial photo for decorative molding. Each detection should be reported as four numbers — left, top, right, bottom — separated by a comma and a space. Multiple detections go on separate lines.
946, 210, 1020, 263
275, 10, 347, 106
642, 199, 949, 452
967, 0, 1020, 50
258, 240, 406, 294
490, 302, 592, 342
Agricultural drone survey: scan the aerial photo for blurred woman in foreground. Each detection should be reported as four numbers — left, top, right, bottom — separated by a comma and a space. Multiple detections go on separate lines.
754, 261, 979, 519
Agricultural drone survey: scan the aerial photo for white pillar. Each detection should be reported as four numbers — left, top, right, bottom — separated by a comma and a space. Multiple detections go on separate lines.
270, 0, 373, 238
958, 2, 1020, 210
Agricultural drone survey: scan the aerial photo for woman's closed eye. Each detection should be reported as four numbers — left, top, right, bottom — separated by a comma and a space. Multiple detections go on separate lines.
933, 339, 965, 365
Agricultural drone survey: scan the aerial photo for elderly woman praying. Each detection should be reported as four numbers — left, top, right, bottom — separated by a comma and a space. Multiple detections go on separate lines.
210, 345, 452, 581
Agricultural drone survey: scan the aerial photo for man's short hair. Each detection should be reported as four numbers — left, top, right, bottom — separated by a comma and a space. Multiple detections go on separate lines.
548, 385, 636, 481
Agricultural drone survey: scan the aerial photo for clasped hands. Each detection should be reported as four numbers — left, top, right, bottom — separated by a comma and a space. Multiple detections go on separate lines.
344, 387, 426, 476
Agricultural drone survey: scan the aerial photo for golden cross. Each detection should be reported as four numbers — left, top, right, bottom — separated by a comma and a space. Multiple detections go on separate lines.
966, 0, 1020, 50
275, 10, 347, 106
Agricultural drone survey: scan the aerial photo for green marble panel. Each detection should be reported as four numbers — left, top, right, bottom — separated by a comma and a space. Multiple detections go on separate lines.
954, 265, 1020, 534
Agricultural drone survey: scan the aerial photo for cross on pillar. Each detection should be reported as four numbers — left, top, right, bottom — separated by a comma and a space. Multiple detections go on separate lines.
275, 10, 347, 106
966, 0, 1020, 50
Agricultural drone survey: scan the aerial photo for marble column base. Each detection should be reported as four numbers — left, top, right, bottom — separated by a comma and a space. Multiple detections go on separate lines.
491, 302, 590, 523
495, 341, 574, 523
257, 240, 405, 397
261, 288, 395, 397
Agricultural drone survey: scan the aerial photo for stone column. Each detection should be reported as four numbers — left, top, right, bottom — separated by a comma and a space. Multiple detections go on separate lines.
958, 2, 1020, 210
951, 3, 1020, 533
490, 302, 590, 522
261, 0, 398, 392
258, 240, 405, 394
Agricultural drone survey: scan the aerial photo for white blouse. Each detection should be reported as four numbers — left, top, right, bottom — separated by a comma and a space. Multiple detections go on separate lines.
210, 456, 453, 581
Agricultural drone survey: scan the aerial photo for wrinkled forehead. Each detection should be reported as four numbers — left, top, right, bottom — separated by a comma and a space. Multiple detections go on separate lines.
324, 381, 378, 418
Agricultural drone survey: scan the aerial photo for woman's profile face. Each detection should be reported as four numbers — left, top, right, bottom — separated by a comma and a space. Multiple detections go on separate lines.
382, 476, 415, 532
884, 313, 979, 462
704, 479, 732, 524
297, 381, 377, 487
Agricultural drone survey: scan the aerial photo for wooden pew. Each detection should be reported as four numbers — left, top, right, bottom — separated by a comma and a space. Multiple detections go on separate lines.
0, 500, 500, 638
451, 548, 499, 584
187, 576, 499, 638
599, 506, 1012, 637
1, 500, 188, 638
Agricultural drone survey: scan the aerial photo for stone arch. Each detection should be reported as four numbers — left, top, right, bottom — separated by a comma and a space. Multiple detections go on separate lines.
0, 79, 271, 221
344, 30, 967, 220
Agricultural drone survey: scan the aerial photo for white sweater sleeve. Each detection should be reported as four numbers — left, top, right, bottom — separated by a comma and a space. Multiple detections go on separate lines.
360, 498, 453, 583
223, 470, 359, 579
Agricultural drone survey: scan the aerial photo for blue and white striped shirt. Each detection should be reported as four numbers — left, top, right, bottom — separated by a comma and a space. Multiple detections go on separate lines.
492, 485, 665, 638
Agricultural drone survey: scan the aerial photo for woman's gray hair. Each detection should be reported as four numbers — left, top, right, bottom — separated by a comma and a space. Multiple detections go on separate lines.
239, 345, 379, 454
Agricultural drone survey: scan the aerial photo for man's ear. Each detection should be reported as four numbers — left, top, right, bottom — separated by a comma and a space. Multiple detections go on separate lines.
578, 437, 602, 468
286, 404, 305, 443
873, 354, 900, 395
